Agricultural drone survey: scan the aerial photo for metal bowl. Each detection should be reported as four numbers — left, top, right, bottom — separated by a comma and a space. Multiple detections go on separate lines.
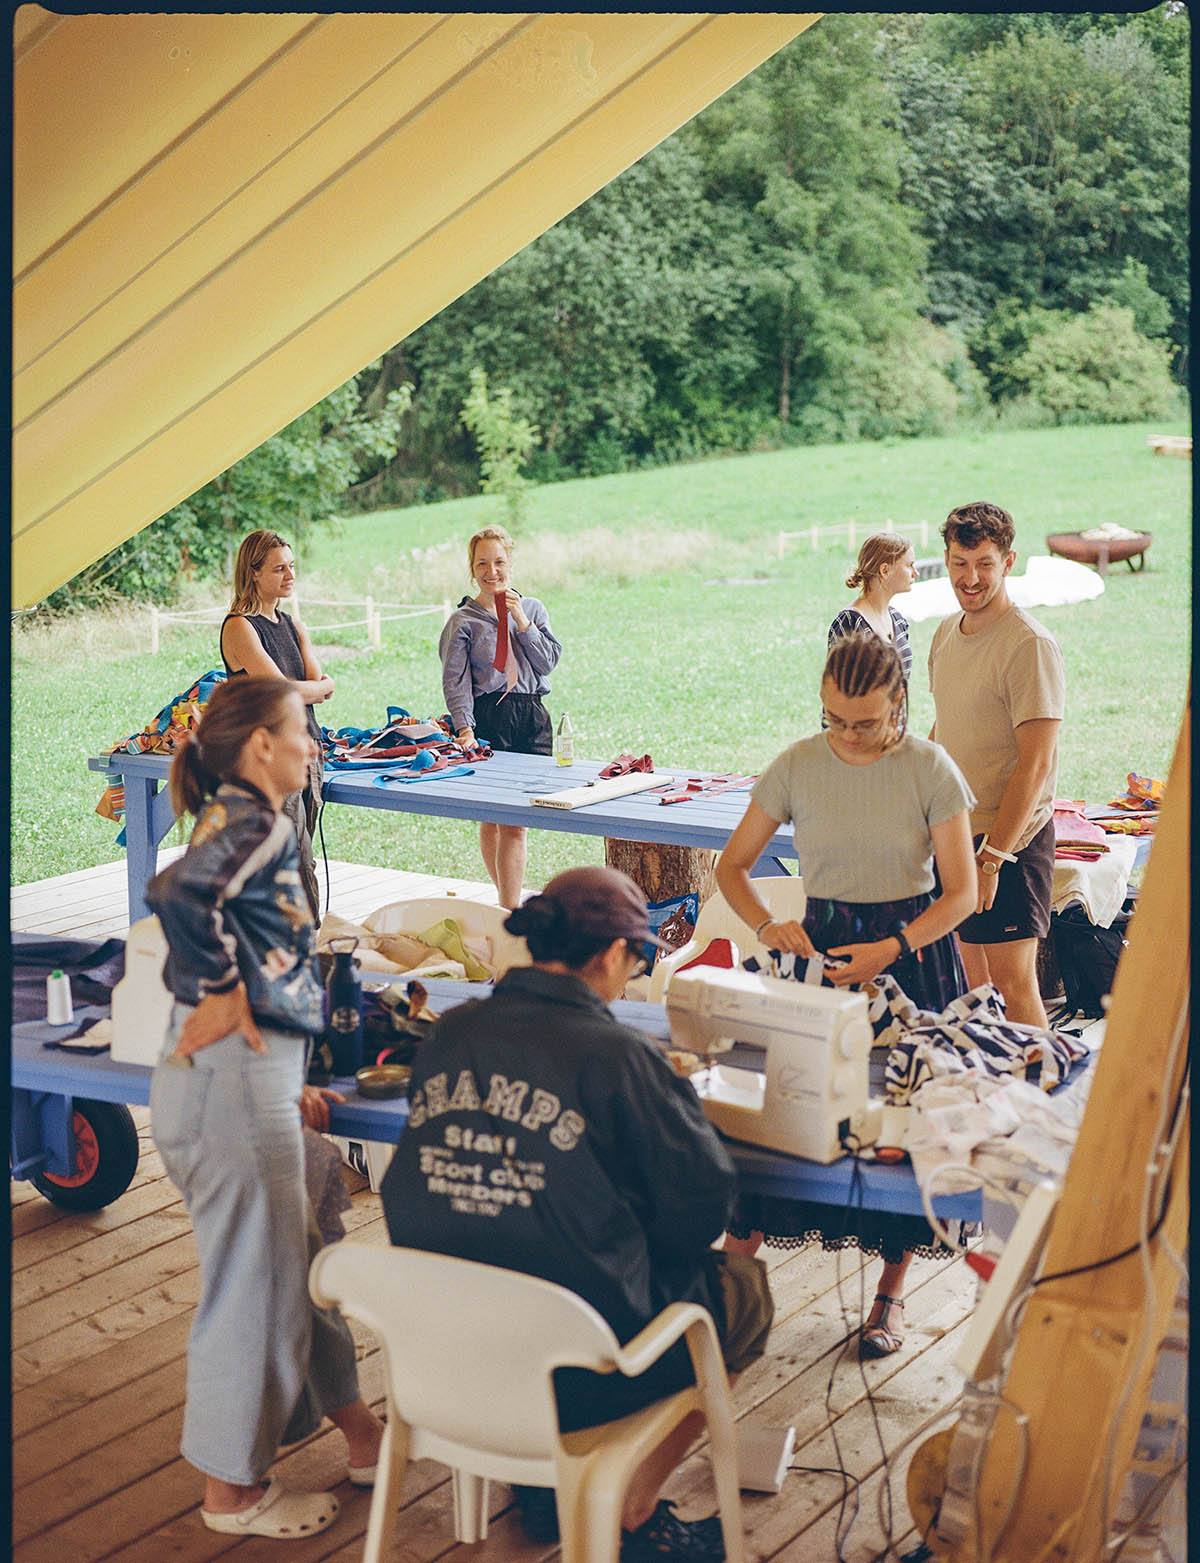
1045, 530, 1151, 571
355, 1064, 412, 1100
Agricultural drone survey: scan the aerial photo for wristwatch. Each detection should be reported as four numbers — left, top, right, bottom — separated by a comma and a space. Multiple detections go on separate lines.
979, 858, 1000, 876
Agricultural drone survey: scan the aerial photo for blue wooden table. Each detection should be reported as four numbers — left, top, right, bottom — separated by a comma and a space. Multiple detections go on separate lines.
88, 750, 797, 923
11, 979, 981, 1221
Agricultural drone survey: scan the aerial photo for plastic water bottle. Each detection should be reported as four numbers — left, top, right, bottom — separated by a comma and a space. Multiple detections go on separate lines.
324, 937, 363, 1076
46, 969, 74, 1026
555, 711, 575, 767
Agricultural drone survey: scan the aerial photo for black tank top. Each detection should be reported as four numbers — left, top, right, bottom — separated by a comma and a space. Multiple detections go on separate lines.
221, 612, 322, 742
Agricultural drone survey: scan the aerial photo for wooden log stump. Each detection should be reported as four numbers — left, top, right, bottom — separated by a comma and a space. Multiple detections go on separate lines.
603, 839, 717, 950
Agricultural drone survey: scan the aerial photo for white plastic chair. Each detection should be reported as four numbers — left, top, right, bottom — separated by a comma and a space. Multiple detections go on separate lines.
309, 1243, 745, 1563
648, 875, 806, 1002
363, 894, 529, 978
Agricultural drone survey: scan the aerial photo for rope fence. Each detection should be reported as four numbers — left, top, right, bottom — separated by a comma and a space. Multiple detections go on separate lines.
148, 595, 451, 654
777, 517, 931, 560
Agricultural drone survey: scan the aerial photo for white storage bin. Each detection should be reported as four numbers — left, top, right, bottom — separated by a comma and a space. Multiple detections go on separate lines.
111, 916, 174, 1065
363, 894, 529, 979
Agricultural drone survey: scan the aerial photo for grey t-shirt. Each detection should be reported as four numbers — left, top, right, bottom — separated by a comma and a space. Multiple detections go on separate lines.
928, 605, 1065, 849
751, 732, 975, 902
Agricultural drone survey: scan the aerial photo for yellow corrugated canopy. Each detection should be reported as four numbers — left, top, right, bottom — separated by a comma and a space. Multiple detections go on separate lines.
12, 9, 818, 607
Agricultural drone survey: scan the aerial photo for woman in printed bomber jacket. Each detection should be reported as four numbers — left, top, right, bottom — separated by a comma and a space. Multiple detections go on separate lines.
438, 524, 562, 908
146, 677, 382, 1541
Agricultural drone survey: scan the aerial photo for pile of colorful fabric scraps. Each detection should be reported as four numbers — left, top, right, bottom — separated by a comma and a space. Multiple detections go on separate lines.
323, 706, 491, 774
653, 772, 757, 806
1052, 800, 1109, 861
1097, 771, 1164, 836
96, 669, 227, 834
315, 910, 496, 982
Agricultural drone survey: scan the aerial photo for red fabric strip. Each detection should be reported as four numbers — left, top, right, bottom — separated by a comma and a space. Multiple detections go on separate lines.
492, 594, 509, 674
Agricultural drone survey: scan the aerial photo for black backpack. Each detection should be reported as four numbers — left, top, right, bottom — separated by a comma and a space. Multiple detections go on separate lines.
1050, 891, 1137, 1019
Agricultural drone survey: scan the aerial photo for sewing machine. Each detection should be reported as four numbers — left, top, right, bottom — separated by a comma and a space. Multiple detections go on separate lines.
665, 965, 876, 1163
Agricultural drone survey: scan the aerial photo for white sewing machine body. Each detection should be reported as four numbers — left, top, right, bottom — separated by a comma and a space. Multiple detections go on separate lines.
665, 965, 874, 1164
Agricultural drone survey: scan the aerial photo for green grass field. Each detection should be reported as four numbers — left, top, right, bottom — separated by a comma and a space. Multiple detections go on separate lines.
12, 420, 1190, 892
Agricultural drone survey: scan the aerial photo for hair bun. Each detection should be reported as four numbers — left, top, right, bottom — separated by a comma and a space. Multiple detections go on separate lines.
503, 895, 564, 939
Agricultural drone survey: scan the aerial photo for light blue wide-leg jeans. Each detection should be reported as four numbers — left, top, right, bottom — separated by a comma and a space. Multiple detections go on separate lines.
150, 1006, 360, 1485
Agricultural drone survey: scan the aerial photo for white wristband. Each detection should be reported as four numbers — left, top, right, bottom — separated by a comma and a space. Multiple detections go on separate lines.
977, 833, 1018, 864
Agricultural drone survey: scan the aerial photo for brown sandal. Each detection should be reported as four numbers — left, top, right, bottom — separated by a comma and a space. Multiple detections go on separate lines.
859, 1293, 905, 1359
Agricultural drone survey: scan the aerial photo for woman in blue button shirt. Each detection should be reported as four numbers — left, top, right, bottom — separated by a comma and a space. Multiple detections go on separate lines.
439, 525, 562, 908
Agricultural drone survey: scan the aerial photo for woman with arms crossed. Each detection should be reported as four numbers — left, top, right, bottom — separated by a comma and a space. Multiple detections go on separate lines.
439, 525, 562, 908
221, 530, 334, 920
147, 679, 382, 1538
716, 634, 976, 1356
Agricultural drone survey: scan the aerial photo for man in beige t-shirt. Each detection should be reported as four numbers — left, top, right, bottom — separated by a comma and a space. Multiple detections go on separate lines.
929, 501, 1066, 1026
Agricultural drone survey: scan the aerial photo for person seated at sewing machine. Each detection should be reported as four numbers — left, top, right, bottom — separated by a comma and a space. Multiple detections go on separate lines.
715, 633, 977, 1358
380, 866, 774, 1561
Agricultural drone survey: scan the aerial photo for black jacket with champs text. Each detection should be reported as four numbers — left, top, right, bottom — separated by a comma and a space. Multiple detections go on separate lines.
381, 965, 737, 1349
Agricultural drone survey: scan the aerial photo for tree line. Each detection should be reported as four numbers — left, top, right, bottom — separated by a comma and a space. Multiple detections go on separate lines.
358, 7, 1187, 505
51, 8, 1187, 605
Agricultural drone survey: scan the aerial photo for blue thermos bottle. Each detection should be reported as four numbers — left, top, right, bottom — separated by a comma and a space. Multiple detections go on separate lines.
324, 936, 364, 1077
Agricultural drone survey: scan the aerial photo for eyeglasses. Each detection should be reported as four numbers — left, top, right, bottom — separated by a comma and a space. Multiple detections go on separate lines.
625, 938, 657, 978
822, 708, 893, 735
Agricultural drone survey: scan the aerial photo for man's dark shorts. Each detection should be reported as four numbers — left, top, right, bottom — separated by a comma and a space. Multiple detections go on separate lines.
957, 816, 1055, 945
554, 1252, 774, 1432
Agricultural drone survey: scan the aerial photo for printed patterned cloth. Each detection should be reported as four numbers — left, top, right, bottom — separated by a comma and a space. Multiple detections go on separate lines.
880, 982, 1089, 1101
742, 955, 1088, 1100
1108, 773, 1165, 810
97, 669, 227, 836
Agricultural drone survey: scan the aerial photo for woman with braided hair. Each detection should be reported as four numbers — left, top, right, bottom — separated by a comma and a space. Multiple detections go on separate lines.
828, 531, 917, 684
715, 633, 977, 1356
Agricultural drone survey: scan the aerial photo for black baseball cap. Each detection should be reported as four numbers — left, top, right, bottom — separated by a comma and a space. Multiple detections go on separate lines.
539, 866, 671, 951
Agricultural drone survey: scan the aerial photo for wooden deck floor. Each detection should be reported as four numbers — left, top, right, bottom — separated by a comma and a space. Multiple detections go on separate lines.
12, 857, 979, 1562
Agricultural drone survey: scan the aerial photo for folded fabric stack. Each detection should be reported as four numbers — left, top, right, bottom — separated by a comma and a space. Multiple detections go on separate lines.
1052, 799, 1109, 861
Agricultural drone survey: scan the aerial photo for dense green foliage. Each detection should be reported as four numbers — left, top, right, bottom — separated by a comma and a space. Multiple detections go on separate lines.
458, 368, 539, 531
44, 8, 1189, 608
358, 7, 1187, 502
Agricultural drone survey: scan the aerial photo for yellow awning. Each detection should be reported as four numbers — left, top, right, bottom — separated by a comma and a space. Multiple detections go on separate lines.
12, 9, 818, 606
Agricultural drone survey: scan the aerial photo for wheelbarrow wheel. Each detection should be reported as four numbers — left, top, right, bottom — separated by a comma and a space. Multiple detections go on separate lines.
31, 1099, 140, 1211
